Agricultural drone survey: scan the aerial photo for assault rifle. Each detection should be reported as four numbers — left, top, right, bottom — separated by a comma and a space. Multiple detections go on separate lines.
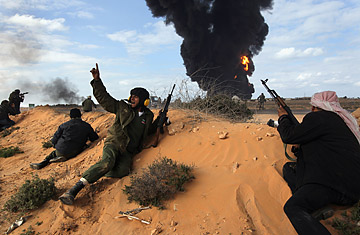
20, 92, 29, 96
261, 79, 299, 126
261, 79, 299, 161
152, 84, 176, 147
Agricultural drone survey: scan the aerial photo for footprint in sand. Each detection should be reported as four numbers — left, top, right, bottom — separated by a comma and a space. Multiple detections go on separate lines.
236, 171, 296, 234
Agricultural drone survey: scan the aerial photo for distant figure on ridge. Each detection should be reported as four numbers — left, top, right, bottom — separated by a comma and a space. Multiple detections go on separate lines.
9, 89, 25, 114
30, 108, 99, 170
82, 95, 97, 112
278, 91, 360, 235
59, 63, 160, 205
0, 100, 17, 131
257, 93, 266, 110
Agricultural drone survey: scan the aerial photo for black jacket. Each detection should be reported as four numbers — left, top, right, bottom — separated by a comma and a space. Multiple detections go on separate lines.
0, 103, 17, 120
278, 110, 360, 200
51, 118, 99, 155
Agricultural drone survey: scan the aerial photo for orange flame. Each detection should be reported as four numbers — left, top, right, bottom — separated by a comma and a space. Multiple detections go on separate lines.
234, 75, 237, 79
240, 56, 249, 71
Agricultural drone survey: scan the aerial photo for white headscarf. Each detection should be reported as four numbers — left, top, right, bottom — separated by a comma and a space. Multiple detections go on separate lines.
310, 91, 360, 144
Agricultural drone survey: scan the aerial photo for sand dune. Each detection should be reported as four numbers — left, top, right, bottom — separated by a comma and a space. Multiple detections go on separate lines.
1, 106, 358, 234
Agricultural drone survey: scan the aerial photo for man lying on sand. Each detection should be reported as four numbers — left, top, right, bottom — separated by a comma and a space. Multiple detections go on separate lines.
30, 108, 99, 169
59, 63, 160, 205
278, 91, 360, 235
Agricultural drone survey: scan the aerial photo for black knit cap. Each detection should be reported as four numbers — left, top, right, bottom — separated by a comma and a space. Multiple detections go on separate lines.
130, 87, 149, 106
70, 108, 81, 118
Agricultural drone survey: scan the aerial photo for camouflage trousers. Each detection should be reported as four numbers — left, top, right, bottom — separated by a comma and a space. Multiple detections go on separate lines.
82, 144, 134, 184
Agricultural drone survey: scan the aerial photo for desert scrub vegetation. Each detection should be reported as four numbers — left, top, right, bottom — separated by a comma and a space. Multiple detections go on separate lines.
42, 140, 53, 149
175, 94, 253, 121
3, 174, 56, 212
20, 225, 40, 235
0, 146, 23, 158
164, 79, 253, 122
1, 126, 20, 137
123, 157, 194, 208
330, 202, 360, 235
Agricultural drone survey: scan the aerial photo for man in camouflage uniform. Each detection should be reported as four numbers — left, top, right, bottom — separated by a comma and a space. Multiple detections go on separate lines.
59, 63, 159, 205
8, 89, 24, 114
82, 96, 97, 112
0, 100, 17, 131
257, 93, 266, 110
30, 108, 99, 169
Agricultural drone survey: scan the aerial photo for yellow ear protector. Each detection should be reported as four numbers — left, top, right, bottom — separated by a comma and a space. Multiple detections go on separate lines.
128, 95, 150, 107
144, 98, 150, 107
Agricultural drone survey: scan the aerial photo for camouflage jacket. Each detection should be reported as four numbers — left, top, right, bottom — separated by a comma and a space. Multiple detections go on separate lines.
82, 98, 96, 111
91, 79, 157, 153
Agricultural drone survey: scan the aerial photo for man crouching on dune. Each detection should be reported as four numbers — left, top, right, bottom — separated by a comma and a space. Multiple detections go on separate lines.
59, 63, 159, 205
30, 108, 99, 169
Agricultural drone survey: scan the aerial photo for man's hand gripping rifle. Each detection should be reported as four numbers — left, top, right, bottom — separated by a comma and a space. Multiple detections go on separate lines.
261, 79, 299, 127
152, 84, 176, 147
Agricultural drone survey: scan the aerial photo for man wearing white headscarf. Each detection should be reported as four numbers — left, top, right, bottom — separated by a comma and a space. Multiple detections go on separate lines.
277, 91, 360, 235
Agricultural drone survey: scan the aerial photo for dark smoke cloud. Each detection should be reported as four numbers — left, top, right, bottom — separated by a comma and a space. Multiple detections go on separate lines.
146, 0, 273, 98
6, 31, 43, 65
42, 78, 84, 104
18, 78, 84, 104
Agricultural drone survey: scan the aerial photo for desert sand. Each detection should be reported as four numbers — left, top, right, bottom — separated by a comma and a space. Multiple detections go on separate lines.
1, 106, 359, 235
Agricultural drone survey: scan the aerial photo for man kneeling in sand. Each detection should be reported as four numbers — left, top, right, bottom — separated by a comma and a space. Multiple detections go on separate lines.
30, 108, 99, 169
278, 91, 360, 235
59, 63, 159, 205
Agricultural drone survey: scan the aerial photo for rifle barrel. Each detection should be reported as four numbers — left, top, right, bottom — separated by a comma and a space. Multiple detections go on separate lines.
261, 79, 299, 125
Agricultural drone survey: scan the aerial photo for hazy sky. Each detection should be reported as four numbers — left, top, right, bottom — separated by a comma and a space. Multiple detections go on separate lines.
0, 0, 359, 106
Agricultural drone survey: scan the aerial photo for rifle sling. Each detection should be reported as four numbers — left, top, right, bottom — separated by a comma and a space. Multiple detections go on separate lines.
284, 143, 296, 161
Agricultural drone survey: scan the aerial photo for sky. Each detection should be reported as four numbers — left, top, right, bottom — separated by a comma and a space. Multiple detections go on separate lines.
0, 0, 359, 106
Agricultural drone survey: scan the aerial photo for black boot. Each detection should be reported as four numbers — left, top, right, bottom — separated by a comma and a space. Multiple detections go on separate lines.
59, 181, 85, 205
30, 159, 50, 170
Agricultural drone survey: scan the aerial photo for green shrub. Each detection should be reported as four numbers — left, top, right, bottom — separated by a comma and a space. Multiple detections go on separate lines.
3, 175, 56, 212
331, 202, 360, 235
20, 226, 39, 235
123, 157, 194, 208
350, 201, 360, 221
0, 146, 23, 158
42, 141, 53, 149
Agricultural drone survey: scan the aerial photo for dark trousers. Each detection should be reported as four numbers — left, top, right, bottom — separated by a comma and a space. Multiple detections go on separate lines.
283, 162, 356, 235
0, 119, 15, 130
45, 149, 83, 162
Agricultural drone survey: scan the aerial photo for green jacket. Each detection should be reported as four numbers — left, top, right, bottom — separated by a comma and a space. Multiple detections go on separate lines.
91, 79, 157, 153
82, 98, 96, 111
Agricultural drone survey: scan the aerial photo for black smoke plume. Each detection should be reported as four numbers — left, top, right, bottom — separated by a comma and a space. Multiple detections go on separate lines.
4, 32, 42, 65
18, 78, 84, 104
42, 78, 84, 104
146, 0, 273, 99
